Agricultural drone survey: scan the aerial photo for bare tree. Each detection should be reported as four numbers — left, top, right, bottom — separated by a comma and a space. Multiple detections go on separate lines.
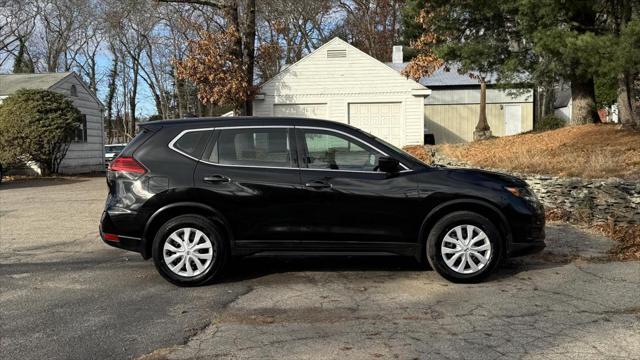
0, 1, 37, 68
159, 0, 257, 115
337, 0, 404, 61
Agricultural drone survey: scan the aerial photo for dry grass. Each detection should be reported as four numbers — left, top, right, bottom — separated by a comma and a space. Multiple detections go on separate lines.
402, 145, 433, 164
595, 222, 640, 261
438, 124, 640, 179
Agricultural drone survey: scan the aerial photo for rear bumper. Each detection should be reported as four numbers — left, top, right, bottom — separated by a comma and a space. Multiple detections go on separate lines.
99, 211, 143, 254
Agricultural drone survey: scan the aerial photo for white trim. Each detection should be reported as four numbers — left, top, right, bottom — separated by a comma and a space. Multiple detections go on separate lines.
167, 125, 412, 173
411, 89, 432, 96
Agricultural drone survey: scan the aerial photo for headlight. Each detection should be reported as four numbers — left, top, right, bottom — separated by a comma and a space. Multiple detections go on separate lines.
504, 186, 539, 203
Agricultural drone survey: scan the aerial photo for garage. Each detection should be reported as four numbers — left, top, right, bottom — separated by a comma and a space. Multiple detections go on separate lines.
273, 103, 327, 118
253, 38, 429, 147
348, 102, 402, 147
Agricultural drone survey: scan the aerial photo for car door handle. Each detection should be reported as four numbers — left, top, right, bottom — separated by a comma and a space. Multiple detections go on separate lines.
305, 180, 332, 189
203, 175, 230, 184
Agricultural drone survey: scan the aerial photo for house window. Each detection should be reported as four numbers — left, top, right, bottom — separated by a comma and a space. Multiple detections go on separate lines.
70, 85, 77, 97
73, 115, 88, 143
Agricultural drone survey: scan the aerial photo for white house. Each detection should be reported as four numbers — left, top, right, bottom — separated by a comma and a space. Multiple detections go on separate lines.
0, 72, 104, 174
254, 37, 534, 145
253, 37, 431, 147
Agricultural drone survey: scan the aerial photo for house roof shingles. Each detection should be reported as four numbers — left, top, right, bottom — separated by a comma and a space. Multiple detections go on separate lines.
386, 62, 500, 87
0, 72, 72, 96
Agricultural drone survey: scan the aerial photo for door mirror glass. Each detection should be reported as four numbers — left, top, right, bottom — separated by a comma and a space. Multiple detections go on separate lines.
377, 156, 400, 173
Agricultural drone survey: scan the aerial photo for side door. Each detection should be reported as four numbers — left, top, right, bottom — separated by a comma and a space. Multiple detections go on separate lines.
295, 126, 420, 245
193, 126, 306, 243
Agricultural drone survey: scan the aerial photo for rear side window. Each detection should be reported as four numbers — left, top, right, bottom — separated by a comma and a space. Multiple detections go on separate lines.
119, 129, 155, 157
208, 128, 293, 168
171, 130, 212, 159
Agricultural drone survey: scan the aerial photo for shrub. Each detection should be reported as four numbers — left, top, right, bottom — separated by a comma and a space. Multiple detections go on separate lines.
402, 145, 433, 164
535, 115, 565, 131
0, 89, 82, 175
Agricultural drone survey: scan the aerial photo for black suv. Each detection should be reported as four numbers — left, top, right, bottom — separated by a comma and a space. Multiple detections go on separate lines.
101, 117, 545, 285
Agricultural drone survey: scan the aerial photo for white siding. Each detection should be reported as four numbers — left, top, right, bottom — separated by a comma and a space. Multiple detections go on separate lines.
425, 88, 533, 105
49, 75, 104, 174
253, 38, 427, 147
423, 87, 534, 144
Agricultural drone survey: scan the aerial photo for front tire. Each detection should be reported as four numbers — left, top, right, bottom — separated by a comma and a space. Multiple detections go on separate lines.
426, 211, 502, 283
152, 215, 228, 286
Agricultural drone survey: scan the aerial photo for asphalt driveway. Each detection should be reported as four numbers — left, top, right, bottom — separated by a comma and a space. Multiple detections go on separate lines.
1, 177, 638, 360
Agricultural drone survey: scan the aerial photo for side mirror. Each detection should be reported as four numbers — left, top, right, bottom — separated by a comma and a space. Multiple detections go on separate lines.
377, 156, 400, 173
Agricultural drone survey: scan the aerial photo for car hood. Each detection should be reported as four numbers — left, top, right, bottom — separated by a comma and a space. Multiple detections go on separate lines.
423, 166, 528, 189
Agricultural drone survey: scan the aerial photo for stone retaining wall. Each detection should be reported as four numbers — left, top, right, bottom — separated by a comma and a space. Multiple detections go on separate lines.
430, 149, 640, 225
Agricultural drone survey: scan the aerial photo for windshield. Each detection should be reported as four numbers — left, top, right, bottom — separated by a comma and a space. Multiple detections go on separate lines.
367, 134, 429, 166
105, 145, 126, 153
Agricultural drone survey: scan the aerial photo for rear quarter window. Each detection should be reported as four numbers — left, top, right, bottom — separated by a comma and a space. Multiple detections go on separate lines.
171, 130, 212, 159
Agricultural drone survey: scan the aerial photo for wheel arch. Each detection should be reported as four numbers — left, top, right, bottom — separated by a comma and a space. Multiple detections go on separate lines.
417, 199, 512, 261
141, 202, 233, 259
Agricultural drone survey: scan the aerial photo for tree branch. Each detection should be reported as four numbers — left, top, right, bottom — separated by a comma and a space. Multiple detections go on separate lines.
156, 0, 226, 9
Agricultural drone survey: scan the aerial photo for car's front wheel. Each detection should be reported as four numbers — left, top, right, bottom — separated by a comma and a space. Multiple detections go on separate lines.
152, 214, 228, 286
426, 211, 502, 283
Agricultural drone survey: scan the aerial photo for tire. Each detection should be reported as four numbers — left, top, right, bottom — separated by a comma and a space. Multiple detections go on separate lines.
426, 211, 502, 283
152, 214, 228, 286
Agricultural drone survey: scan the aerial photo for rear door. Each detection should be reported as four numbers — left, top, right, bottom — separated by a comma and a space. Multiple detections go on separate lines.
193, 126, 306, 243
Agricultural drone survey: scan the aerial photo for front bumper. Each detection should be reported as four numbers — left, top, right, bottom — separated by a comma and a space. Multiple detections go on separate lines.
507, 200, 546, 257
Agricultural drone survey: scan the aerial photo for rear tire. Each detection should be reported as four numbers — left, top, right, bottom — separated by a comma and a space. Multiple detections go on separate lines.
426, 211, 502, 283
152, 214, 228, 286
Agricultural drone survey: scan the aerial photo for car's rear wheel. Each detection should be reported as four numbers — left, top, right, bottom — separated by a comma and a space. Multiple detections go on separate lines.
152, 214, 228, 286
426, 211, 502, 283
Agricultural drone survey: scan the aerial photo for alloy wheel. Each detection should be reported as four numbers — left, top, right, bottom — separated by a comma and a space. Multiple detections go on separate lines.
440, 224, 492, 274
163, 227, 215, 277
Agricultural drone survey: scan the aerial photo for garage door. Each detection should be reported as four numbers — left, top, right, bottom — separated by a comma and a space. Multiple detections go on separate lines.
348, 102, 402, 147
273, 103, 327, 118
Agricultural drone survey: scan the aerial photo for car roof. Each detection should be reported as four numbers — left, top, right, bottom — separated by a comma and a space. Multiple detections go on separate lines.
139, 116, 362, 132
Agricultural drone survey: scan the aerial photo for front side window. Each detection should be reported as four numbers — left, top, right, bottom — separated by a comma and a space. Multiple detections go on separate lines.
212, 128, 293, 168
302, 129, 382, 171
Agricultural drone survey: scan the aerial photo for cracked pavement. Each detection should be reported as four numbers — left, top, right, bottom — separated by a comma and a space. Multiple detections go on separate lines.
1, 177, 639, 360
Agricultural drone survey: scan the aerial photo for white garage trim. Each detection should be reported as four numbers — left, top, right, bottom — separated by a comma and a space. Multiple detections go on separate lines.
273, 103, 327, 118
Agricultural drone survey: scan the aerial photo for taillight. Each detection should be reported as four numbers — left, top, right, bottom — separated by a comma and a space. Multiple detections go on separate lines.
108, 156, 147, 175
102, 233, 120, 242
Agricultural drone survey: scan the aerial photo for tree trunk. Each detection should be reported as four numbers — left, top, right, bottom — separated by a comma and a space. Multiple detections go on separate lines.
617, 74, 638, 129
130, 60, 139, 136
242, 0, 256, 116
541, 86, 555, 118
105, 52, 118, 144
473, 78, 492, 140
570, 77, 600, 125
